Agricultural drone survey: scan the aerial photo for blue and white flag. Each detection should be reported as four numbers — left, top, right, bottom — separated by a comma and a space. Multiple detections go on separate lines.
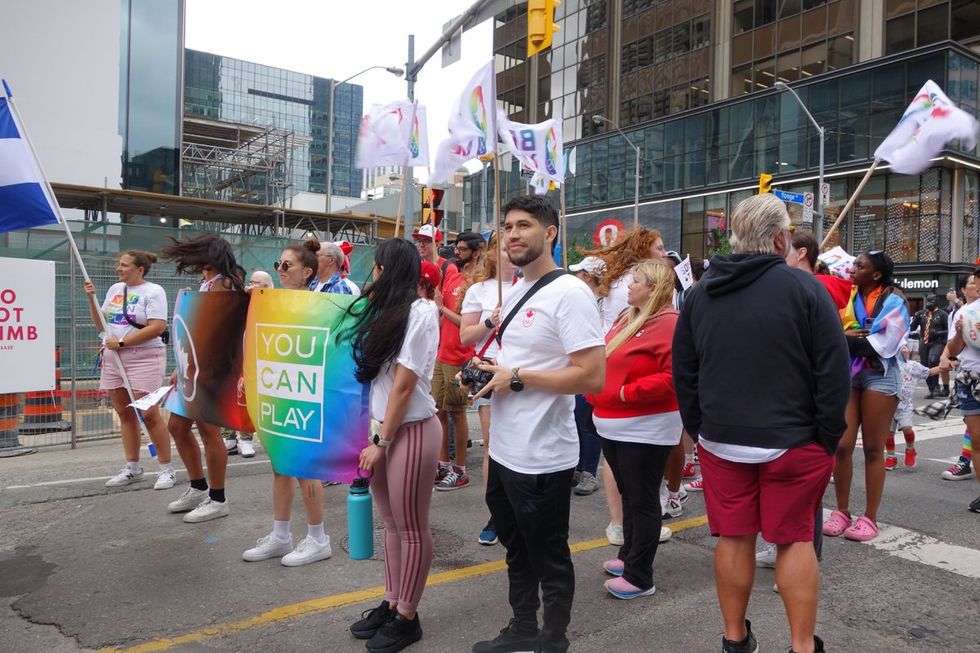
0, 82, 59, 233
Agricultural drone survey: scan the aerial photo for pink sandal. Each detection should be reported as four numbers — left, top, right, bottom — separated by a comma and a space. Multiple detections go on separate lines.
843, 515, 879, 542
822, 510, 852, 537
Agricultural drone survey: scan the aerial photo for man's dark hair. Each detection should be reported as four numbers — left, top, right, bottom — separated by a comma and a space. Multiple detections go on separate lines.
503, 195, 560, 232
455, 231, 485, 250
502, 195, 560, 253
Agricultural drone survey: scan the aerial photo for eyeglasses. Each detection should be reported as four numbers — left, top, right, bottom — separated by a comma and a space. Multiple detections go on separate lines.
273, 260, 292, 272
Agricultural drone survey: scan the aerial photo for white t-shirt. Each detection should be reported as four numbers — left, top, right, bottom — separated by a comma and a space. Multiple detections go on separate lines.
699, 437, 787, 464
100, 282, 168, 349
490, 273, 605, 474
604, 274, 631, 334
950, 298, 980, 372
594, 412, 683, 446
461, 278, 518, 359
343, 277, 361, 295
370, 299, 440, 424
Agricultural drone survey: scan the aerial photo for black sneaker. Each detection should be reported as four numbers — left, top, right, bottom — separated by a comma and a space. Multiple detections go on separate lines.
366, 612, 422, 653
969, 495, 980, 514
473, 620, 540, 653
789, 634, 825, 652
350, 600, 394, 640
722, 619, 759, 653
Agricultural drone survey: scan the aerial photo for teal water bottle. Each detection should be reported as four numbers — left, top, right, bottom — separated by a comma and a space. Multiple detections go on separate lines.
347, 478, 374, 560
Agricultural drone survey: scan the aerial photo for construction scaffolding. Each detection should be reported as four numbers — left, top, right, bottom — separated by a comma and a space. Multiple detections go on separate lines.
181, 117, 308, 209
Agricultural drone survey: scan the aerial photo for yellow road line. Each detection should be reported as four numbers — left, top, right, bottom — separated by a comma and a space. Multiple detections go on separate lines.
100, 515, 709, 653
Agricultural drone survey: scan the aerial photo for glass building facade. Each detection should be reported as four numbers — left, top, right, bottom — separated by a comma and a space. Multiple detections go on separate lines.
466, 43, 980, 299
184, 49, 363, 200
119, 0, 184, 197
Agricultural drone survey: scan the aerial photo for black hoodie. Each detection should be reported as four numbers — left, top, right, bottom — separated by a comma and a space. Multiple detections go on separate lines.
672, 253, 850, 453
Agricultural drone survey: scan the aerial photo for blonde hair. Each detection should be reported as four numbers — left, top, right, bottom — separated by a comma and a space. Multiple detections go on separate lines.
729, 193, 791, 255
585, 227, 663, 297
606, 259, 676, 355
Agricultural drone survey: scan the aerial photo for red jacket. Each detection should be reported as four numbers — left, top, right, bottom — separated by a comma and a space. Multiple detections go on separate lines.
586, 309, 679, 419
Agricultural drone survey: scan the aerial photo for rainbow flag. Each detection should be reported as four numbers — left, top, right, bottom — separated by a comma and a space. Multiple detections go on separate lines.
164, 290, 253, 431
243, 289, 368, 482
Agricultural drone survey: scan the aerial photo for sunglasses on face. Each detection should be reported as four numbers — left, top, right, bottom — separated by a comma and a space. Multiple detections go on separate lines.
274, 260, 293, 272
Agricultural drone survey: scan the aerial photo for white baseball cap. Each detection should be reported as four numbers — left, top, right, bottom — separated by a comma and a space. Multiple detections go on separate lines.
569, 256, 606, 275
412, 224, 441, 241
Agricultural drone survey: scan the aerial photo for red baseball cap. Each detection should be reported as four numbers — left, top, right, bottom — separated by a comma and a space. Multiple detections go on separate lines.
420, 261, 441, 288
412, 224, 441, 241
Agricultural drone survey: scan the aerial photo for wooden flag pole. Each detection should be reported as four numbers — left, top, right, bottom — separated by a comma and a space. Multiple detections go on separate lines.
393, 174, 408, 239
560, 184, 568, 269
494, 152, 503, 306
3, 84, 153, 447
821, 158, 880, 250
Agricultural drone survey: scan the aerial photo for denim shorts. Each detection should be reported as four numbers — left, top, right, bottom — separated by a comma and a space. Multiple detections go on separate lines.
851, 363, 900, 396
955, 381, 980, 416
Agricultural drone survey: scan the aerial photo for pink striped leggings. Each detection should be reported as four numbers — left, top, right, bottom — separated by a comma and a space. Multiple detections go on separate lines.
372, 415, 442, 614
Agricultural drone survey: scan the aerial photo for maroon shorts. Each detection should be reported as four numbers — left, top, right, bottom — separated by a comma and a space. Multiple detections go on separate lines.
698, 442, 834, 544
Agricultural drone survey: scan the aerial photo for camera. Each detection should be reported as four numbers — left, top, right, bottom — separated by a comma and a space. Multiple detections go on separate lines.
460, 359, 494, 398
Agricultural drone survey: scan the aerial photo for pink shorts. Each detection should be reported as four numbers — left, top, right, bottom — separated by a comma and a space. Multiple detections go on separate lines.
698, 442, 834, 545
100, 347, 167, 393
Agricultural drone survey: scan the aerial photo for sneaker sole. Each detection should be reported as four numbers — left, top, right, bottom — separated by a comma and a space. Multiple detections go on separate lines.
605, 583, 656, 600
477, 536, 499, 546
281, 551, 332, 567
183, 509, 229, 523
366, 628, 422, 653
242, 549, 291, 562
573, 487, 598, 496
435, 483, 469, 492
603, 565, 624, 577
153, 481, 176, 490
105, 477, 144, 487
942, 472, 975, 481
241, 452, 255, 458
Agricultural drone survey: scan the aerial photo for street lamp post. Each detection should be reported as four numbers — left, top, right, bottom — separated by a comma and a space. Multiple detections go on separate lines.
774, 80, 825, 244
325, 65, 404, 213
593, 115, 640, 228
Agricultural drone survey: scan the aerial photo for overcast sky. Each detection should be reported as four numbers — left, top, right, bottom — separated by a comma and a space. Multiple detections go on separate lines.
184, 0, 495, 179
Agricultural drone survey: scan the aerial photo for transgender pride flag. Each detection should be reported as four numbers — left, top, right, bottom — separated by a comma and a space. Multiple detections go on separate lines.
0, 80, 59, 233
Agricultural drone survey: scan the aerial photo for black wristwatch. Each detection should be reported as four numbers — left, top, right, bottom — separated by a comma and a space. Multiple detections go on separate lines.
484, 317, 495, 329
372, 433, 391, 448
118, 339, 126, 348
510, 368, 524, 392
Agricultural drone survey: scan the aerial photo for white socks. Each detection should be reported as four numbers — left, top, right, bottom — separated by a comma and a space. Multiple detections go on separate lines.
308, 522, 327, 545
126, 461, 141, 474
273, 520, 291, 541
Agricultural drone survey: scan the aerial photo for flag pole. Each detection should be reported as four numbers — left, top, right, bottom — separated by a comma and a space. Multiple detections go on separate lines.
820, 158, 880, 250
494, 152, 502, 306
3, 82, 154, 449
560, 184, 568, 269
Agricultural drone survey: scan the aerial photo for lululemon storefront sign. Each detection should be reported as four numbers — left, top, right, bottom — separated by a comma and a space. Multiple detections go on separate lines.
897, 277, 939, 291
0, 257, 55, 393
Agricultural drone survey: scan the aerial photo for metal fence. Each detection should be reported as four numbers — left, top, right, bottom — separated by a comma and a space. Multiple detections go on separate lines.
1, 220, 376, 451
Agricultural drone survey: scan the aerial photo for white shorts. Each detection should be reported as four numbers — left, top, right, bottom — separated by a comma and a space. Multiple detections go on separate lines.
891, 406, 914, 431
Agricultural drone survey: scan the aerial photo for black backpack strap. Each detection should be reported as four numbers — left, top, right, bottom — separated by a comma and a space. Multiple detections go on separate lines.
440, 259, 452, 288
495, 269, 566, 346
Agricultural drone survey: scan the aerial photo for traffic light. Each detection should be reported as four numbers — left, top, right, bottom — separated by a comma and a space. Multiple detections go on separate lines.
758, 173, 773, 195
420, 186, 445, 226
528, 0, 560, 58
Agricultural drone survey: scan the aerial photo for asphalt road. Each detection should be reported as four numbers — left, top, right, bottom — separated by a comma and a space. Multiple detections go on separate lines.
1, 389, 978, 653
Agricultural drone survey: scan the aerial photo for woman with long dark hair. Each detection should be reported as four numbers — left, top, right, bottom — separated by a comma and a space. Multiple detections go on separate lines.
83, 251, 174, 489
242, 241, 334, 567
346, 239, 441, 653
160, 234, 245, 523
824, 250, 909, 542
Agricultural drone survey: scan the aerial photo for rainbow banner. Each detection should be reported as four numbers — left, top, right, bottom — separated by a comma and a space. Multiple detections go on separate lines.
164, 290, 253, 431
243, 289, 369, 482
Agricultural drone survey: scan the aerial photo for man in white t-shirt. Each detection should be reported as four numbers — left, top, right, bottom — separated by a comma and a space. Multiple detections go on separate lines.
470, 195, 605, 653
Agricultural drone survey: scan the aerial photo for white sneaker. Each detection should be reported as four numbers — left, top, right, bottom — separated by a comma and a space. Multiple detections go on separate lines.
281, 535, 332, 567
756, 542, 777, 568
678, 486, 688, 503
243, 533, 293, 562
183, 498, 229, 523
167, 487, 208, 513
153, 468, 176, 490
224, 438, 238, 455
105, 467, 144, 487
605, 523, 624, 546
239, 439, 255, 458
663, 496, 683, 519
659, 526, 672, 543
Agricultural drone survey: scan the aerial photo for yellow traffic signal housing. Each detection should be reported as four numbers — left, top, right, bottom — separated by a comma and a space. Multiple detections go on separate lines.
420, 186, 445, 226
528, 0, 560, 58
758, 173, 773, 195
